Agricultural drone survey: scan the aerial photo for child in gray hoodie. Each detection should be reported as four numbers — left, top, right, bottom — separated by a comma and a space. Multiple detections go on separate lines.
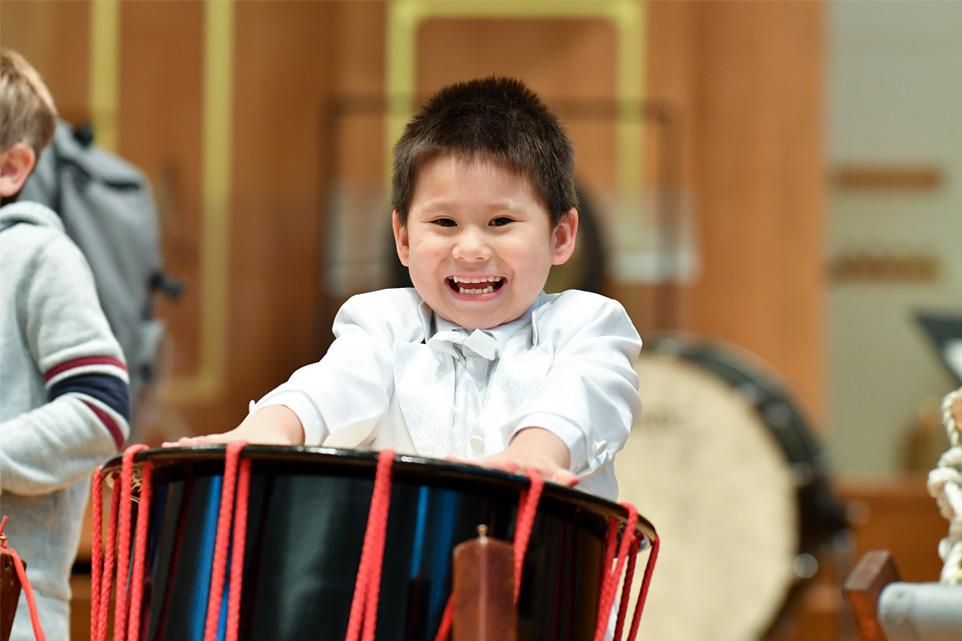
0, 48, 130, 641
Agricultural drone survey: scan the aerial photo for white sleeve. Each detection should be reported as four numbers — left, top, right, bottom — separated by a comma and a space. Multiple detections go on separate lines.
507, 292, 642, 476
251, 293, 401, 446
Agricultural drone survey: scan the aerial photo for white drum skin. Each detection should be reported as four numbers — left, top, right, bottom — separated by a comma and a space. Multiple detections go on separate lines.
616, 337, 841, 641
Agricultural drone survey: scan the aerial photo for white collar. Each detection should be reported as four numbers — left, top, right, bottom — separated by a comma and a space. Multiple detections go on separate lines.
430, 293, 544, 352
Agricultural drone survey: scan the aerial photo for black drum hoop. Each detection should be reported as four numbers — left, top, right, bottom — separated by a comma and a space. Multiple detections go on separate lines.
101, 445, 657, 548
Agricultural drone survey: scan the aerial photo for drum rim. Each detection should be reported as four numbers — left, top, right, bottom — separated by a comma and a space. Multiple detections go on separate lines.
102, 445, 657, 545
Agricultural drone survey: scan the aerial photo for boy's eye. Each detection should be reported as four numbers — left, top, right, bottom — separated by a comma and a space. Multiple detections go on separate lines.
431, 218, 457, 227
490, 217, 513, 227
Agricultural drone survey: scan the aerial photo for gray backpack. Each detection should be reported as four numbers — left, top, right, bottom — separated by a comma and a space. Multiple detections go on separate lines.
21, 120, 182, 406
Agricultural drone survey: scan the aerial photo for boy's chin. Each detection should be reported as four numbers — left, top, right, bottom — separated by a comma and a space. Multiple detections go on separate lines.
427, 287, 537, 330
445, 310, 522, 331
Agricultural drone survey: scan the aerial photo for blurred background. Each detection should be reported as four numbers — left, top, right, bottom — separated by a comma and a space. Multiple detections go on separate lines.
2, 1, 960, 640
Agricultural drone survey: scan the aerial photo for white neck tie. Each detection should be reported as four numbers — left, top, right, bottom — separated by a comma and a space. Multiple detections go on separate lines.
427, 328, 500, 361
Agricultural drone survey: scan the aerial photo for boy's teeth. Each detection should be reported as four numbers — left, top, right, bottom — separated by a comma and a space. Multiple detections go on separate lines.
452, 276, 502, 284
449, 276, 502, 295
459, 286, 495, 295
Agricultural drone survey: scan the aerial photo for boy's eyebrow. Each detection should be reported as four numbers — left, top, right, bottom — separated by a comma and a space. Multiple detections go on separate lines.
415, 201, 453, 216
415, 199, 530, 217
488, 200, 530, 214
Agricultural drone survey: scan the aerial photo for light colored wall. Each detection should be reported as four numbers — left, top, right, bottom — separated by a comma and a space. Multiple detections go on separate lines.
827, 1, 962, 477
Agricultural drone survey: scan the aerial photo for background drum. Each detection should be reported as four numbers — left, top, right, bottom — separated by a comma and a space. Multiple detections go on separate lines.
618, 334, 848, 641
98, 447, 655, 641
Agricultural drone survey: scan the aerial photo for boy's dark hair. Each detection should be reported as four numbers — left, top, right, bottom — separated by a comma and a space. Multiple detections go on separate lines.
392, 76, 577, 228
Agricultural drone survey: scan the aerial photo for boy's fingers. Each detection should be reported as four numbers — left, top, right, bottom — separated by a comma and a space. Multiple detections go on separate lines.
162, 435, 219, 447
452, 453, 578, 487
550, 469, 579, 487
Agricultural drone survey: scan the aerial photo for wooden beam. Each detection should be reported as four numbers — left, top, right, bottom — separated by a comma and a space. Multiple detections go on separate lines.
832, 167, 943, 190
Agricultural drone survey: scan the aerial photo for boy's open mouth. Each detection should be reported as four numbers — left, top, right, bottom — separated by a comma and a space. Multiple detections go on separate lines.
447, 276, 505, 295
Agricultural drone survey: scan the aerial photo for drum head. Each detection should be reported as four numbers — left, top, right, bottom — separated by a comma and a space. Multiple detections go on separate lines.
618, 339, 799, 641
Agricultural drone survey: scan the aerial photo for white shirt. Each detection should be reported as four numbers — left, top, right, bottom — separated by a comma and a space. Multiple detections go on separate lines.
253, 288, 642, 500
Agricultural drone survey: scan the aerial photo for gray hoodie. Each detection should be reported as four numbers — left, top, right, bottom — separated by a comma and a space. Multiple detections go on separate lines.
0, 200, 130, 641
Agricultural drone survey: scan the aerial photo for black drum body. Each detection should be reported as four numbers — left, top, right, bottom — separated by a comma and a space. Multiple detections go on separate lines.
618, 334, 848, 641
100, 447, 654, 641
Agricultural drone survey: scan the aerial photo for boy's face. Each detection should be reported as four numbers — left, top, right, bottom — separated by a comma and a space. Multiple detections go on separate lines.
394, 155, 577, 330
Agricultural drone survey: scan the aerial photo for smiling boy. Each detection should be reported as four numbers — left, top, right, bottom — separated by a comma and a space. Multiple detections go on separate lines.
174, 77, 642, 499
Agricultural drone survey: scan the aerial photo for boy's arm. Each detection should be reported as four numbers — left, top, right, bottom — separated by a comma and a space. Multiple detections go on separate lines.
502, 293, 642, 480
0, 238, 130, 496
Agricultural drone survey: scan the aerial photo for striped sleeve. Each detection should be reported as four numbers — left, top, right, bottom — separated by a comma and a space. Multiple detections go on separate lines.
45, 355, 130, 449
0, 231, 132, 496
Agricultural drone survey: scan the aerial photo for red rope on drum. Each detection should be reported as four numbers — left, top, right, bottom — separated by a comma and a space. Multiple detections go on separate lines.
1, 516, 47, 640
613, 533, 641, 640
344, 449, 396, 641
127, 461, 154, 641
432, 470, 545, 641
362, 451, 394, 641
204, 441, 249, 641
114, 445, 149, 641
91, 465, 105, 638
512, 472, 544, 604
91, 444, 253, 641
95, 470, 122, 641
432, 600, 454, 641
595, 517, 618, 636
626, 535, 660, 641
226, 455, 252, 641
593, 503, 638, 641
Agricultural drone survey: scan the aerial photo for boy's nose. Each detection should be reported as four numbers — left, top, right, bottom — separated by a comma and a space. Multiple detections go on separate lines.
452, 228, 491, 261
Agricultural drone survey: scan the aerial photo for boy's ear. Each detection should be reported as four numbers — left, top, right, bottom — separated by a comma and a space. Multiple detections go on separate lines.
392, 210, 411, 267
0, 143, 37, 199
551, 207, 579, 265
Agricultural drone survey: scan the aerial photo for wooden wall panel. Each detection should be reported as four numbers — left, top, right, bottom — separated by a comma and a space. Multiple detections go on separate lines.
648, 1, 826, 421
333, 1, 386, 96
224, 1, 339, 429
417, 18, 618, 191
2, 0, 826, 436
112, 2, 206, 439
110, 1, 341, 437
0, 0, 91, 123
2, 1, 342, 438
119, 1, 205, 379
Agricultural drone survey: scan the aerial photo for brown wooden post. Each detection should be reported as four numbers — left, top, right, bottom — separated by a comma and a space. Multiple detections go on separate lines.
1, 539, 25, 641
843, 549, 901, 641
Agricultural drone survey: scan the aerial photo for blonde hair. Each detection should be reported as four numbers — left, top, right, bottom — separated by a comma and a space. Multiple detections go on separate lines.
1, 48, 57, 155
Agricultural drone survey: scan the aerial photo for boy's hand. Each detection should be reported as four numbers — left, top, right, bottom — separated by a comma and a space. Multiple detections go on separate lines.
163, 405, 305, 448
469, 427, 579, 487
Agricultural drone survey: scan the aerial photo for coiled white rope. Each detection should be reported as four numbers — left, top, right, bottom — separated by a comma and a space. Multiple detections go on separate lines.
926, 387, 962, 584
